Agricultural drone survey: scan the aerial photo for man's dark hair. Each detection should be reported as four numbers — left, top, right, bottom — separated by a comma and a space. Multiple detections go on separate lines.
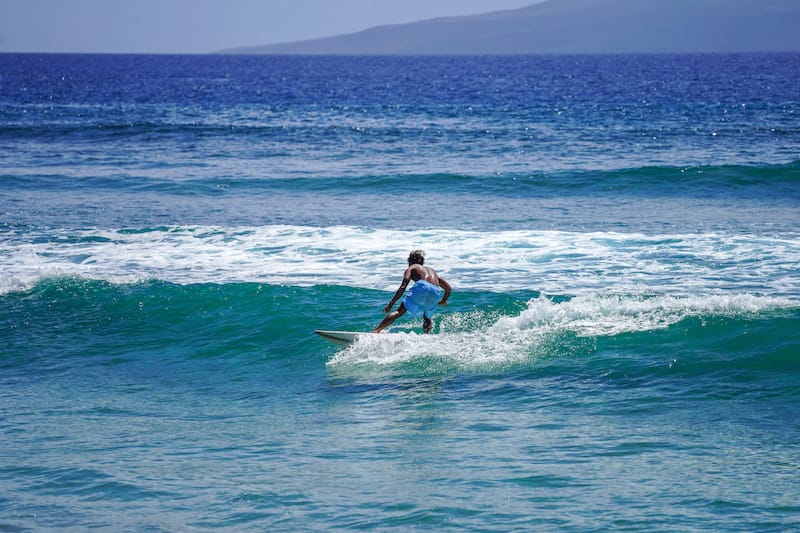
408, 250, 425, 265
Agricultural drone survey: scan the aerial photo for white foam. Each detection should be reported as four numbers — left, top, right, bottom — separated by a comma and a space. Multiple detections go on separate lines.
326, 329, 538, 372
2, 225, 800, 298
326, 293, 795, 371
490, 293, 792, 337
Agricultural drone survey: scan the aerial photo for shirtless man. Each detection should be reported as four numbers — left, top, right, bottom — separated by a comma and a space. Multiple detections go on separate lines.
373, 250, 452, 334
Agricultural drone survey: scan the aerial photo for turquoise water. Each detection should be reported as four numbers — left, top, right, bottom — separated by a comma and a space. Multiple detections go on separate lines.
1, 54, 800, 530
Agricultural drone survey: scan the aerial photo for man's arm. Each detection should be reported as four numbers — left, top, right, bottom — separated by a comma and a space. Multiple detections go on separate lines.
383, 269, 412, 313
438, 276, 452, 306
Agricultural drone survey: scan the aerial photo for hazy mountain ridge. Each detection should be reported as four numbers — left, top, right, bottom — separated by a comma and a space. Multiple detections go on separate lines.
218, 0, 800, 55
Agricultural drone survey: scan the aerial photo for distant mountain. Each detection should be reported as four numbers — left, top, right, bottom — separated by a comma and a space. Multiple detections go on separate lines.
218, 0, 800, 55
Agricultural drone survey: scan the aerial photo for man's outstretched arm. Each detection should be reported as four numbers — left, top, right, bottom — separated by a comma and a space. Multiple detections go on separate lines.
383, 273, 411, 313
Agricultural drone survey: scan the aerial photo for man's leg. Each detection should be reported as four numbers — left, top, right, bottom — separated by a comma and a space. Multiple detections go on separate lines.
422, 316, 433, 334
373, 303, 407, 333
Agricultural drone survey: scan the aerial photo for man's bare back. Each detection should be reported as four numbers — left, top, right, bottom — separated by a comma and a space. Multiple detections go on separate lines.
408, 264, 440, 285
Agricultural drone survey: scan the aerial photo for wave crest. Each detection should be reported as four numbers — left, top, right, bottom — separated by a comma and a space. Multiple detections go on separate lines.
327, 293, 796, 373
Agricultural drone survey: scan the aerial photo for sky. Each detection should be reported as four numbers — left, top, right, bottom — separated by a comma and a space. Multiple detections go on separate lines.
0, 0, 544, 54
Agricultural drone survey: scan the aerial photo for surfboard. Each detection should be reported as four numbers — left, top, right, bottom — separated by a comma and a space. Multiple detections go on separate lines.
315, 330, 376, 346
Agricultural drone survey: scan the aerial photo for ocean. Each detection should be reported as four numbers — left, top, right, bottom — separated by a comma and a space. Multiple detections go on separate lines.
1, 53, 799, 531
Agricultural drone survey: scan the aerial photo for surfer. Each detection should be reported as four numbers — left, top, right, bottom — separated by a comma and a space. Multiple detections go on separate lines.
373, 250, 451, 334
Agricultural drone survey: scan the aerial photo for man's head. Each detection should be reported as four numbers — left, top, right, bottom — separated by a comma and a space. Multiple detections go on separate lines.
408, 249, 425, 265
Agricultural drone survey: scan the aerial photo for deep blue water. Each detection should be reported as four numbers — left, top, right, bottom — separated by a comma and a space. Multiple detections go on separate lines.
1, 53, 800, 531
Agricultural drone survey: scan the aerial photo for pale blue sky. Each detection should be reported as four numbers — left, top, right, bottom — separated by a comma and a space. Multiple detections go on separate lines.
0, 0, 543, 54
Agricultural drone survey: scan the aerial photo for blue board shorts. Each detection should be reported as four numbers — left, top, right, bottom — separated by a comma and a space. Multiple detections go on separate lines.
403, 280, 445, 319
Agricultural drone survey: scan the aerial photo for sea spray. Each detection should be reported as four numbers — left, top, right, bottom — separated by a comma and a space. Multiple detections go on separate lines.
326, 292, 797, 374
